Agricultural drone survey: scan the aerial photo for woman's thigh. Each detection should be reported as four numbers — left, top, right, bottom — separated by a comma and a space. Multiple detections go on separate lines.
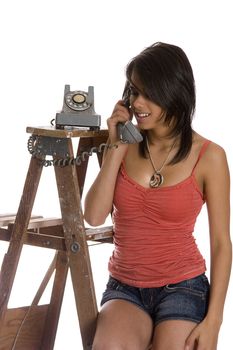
151, 320, 197, 350
92, 299, 153, 350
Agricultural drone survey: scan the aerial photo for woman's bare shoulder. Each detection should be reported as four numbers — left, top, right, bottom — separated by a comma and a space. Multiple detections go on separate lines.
194, 132, 226, 156
193, 132, 228, 171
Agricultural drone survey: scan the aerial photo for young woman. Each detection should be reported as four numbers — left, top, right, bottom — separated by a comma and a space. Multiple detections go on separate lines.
84, 42, 231, 350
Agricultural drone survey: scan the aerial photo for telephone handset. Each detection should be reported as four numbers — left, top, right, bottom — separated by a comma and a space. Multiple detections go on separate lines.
117, 83, 143, 144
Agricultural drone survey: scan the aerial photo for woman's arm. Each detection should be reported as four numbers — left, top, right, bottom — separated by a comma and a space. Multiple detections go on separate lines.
84, 142, 128, 226
84, 100, 130, 226
185, 143, 232, 350
204, 144, 232, 322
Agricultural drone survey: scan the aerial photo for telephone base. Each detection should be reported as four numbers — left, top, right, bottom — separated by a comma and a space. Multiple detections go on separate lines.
55, 112, 101, 130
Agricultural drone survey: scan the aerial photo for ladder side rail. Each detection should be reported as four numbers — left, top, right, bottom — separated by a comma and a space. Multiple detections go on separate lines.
40, 251, 69, 350
54, 138, 98, 350
0, 156, 43, 321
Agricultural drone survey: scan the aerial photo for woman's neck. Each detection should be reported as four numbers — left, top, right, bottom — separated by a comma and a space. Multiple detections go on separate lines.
146, 127, 179, 149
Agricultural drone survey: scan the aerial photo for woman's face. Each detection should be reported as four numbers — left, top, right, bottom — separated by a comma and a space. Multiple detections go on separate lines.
129, 71, 165, 131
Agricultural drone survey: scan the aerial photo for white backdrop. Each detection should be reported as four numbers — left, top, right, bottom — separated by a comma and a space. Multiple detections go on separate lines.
0, 0, 232, 349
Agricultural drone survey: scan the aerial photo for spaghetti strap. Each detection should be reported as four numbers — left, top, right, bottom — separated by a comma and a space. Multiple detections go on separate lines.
191, 140, 211, 174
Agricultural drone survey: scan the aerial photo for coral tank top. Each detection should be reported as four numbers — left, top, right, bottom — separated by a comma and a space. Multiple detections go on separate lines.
108, 140, 211, 287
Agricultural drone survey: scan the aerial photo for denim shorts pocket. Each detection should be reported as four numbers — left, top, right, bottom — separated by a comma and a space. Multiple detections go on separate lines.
200, 274, 210, 288
106, 276, 122, 290
106, 276, 132, 293
165, 274, 209, 299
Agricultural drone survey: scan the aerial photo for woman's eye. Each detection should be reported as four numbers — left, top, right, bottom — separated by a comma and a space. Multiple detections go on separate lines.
129, 86, 139, 96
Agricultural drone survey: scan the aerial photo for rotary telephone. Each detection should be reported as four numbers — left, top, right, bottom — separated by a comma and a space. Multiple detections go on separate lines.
117, 83, 143, 144
28, 84, 143, 168
55, 85, 101, 130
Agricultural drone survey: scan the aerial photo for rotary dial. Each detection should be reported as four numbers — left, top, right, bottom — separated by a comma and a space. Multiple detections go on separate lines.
65, 91, 90, 111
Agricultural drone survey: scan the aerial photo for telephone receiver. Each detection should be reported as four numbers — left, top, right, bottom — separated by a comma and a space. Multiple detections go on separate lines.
117, 82, 143, 144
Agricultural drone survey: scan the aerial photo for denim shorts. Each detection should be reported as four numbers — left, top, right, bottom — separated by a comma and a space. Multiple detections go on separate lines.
101, 274, 210, 325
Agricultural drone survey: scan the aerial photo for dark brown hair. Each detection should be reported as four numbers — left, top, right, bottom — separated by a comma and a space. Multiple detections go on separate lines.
125, 42, 196, 164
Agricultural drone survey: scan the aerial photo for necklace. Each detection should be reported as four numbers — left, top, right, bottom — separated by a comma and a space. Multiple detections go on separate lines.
146, 136, 176, 188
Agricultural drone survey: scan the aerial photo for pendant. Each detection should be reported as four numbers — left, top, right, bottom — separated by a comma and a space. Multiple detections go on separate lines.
149, 172, 164, 188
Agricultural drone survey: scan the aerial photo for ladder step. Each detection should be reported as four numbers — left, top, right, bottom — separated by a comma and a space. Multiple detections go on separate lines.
27, 217, 63, 229
0, 215, 113, 245
0, 215, 43, 227
86, 226, 113, 241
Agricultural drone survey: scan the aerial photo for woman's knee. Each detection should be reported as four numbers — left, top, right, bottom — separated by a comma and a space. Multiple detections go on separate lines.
92, 339, 144, 350
92, 331, 151, 350
92, 299, 152, 350
92, 340, 123, 350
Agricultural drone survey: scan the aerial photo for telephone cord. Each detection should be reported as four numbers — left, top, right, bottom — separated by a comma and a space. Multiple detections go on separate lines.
27, 135, 108, 167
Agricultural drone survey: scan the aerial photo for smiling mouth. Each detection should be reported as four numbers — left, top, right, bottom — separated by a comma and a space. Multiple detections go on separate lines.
135, 112, 151, 119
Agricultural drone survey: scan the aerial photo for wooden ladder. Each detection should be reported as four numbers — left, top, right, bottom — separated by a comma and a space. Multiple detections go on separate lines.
0, 127, 112, 350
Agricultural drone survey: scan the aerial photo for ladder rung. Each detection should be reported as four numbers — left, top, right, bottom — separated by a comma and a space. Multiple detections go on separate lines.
0, 215, 43, 228
26, 217, 63, 229
0, 215, 113, 243
86, 226, 113, 241
0, 213, 17, 218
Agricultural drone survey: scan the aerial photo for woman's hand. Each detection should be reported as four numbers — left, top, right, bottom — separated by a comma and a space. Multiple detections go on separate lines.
107, 100, 131, 143
184, 318, 221, 350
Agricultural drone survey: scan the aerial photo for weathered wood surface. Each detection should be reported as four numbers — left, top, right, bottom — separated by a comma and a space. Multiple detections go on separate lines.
0, 156, 43, 319
0, 219, 113, 249
0, 128, 111, 349
0, 305, 49, 350
26, 126, 108, 139
54, 138, 98, 348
